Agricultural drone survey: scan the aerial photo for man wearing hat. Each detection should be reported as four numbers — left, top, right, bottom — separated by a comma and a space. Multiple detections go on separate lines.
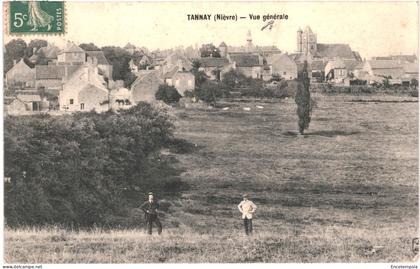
140, 192, 162, 235
237, 194, 257, 235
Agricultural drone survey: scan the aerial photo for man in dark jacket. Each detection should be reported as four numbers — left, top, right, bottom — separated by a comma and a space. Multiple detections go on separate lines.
140, 192, 162, 235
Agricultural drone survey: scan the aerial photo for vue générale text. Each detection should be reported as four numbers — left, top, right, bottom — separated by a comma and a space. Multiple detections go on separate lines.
187, 13, 288, 22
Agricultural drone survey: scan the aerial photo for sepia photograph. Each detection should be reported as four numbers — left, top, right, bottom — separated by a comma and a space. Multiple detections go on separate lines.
1, 0, 419, 266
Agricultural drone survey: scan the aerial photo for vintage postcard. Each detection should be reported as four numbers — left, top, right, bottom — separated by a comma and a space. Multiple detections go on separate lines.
1, 0, 419, 267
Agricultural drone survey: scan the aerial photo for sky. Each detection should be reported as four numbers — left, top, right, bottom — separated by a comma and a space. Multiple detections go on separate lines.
3, 1, 419, 59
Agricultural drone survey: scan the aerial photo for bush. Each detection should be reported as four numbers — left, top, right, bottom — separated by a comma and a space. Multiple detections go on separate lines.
272, 80, 292, 98
183, 90, 195, 98
155, 84, 182, 104
238, 78, 265, 97
194, 81, 229, 105
4, 103, 185, 227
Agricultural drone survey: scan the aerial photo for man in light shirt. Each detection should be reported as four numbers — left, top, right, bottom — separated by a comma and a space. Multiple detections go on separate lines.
237, 194, 257, 235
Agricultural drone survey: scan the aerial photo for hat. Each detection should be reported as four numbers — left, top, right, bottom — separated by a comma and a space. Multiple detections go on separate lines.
242, 194, 248, 198
148, 192, 154, 196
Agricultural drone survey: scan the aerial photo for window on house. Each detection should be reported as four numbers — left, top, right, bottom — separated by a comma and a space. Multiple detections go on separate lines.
69, 99, 74, 105
283, 72, 287, 75
80, 103, 84, 110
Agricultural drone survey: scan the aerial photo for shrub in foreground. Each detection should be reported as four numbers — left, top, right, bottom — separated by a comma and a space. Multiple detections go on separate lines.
4, 103, 182, 227
155, 84, 182, 104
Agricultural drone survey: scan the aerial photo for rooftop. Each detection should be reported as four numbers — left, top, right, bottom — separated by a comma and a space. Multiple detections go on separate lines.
197, 57, 230, 68
317, 44, 355, 59
35, 65, 79, 80
17, 94, 42, 102
229, 53, 261, 67
85, 51, 110, 65
368, 60, 402, 69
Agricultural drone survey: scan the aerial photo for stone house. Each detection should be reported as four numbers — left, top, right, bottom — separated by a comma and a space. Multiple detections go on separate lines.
162, 66, 179, 86
131, 71, 164, 103
139, 55, 152, 66
59, 57, 109, 112
85, 51, 113, 80
401, 63, 419, 81
309, 60, 327, 82
5, 59, 35, 89
163, 52, 192, 74
57, 42, 86, 65
362, 60, 404, 84
197, 57, 231, 80
6, 94, 49, 115
29, 44, 61, 65
172, 71, 195, 95
266, 54, 298, 80
35, 64, 79, 94
325, 58, 348, 83
227, 53, 263, 79
6, 97, 27, 115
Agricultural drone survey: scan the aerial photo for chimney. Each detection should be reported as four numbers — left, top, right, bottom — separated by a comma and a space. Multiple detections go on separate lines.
13, 59, 17, 66
63, 65, 69, 82
87, 56, 93, 65
83, 63, 90, 82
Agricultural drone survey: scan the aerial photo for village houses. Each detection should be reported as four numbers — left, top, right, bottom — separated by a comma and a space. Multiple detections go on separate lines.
5, 59, 35, 89
5, 94, 49, 116
361, 60, 405, 84
29, 43, 61, 65
130, 70, 163, 103
197, 57, 231, 80
4, 27, 419, 115
266, 54, 298, 80
324, 58, 348, 83
59, 57, 109, 112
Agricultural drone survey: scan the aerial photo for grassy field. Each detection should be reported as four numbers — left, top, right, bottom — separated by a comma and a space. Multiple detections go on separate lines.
5, 95, 419, 263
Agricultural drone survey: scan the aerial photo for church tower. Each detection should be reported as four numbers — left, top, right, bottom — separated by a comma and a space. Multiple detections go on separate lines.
302, 26, 317, 55
297, 28, 303, 53
219, 41, 227, 58
246, 30, 254, 52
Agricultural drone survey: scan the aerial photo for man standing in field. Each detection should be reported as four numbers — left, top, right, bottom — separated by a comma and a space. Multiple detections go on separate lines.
140, 192, 162, 235
237, 194, 257, 235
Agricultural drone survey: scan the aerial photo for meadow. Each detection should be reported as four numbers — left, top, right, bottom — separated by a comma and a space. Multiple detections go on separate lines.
4, 95, 419, 263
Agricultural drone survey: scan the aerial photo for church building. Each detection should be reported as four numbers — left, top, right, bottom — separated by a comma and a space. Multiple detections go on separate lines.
295, 26, 362, 62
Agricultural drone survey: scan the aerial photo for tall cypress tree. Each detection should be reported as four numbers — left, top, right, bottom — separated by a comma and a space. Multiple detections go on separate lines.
295, 61, 311, 135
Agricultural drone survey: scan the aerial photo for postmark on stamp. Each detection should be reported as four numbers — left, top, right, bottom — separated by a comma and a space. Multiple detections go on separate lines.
9, 1, 65, 34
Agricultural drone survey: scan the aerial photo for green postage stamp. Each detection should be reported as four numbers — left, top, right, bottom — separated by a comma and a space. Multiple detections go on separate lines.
8, 1, 65, 34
